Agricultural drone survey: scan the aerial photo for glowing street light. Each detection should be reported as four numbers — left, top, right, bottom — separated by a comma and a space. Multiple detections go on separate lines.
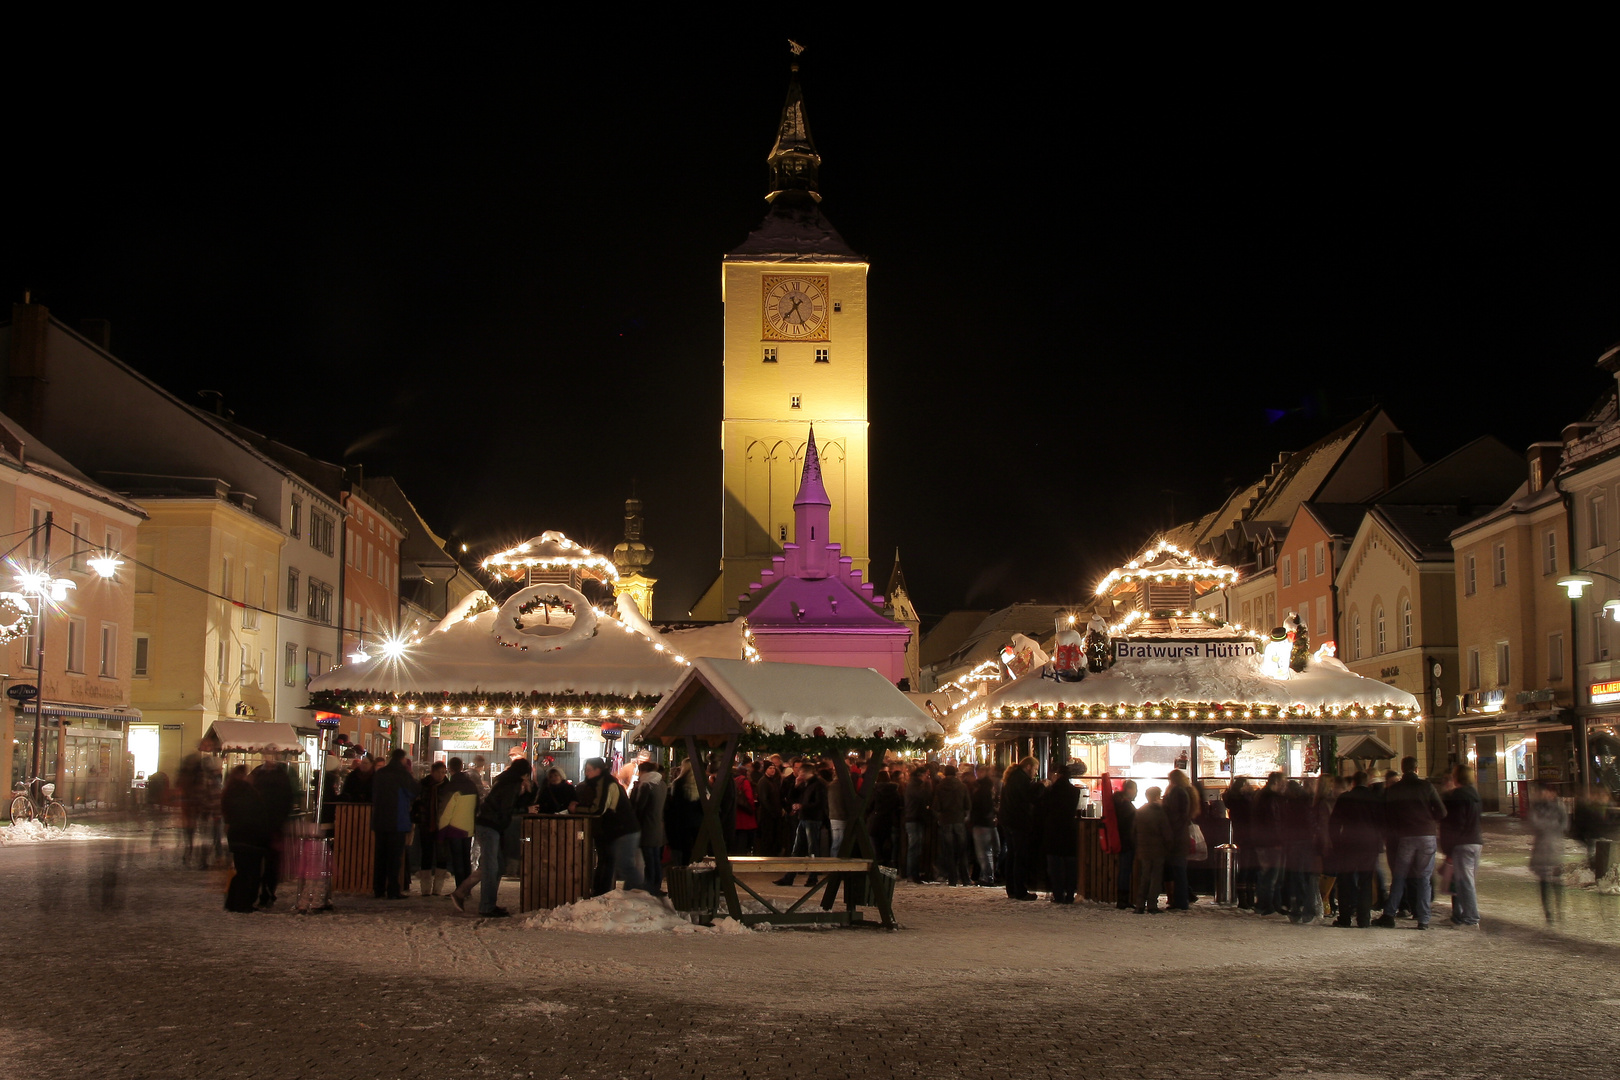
1557, 573, 1596, 599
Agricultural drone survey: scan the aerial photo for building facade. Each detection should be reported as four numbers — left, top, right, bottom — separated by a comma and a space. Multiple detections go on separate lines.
691, 65, 870, 618
0, 416, 145, 806
1449, 442, 1573, 809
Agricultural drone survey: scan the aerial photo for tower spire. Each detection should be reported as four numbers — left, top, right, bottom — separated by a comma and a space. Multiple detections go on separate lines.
794, 426, 831, 507
767, 51, 821, 203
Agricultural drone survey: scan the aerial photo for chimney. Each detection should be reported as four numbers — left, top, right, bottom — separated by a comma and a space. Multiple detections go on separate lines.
1382, 432, 1407, 489
77, 318, 111, 351
5, 299, 51, 433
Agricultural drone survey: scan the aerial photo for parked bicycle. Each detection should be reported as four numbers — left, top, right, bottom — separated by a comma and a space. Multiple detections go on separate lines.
9, 778, 69, 829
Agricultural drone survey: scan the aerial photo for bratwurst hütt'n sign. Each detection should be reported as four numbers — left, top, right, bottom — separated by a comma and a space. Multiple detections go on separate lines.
1114, 640, 1257, 662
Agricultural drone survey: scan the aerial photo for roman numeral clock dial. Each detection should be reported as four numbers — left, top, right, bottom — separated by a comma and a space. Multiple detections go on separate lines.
761, 274, 830, 341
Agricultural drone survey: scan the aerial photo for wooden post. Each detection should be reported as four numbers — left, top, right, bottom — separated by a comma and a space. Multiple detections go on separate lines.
686, 732, 741, 920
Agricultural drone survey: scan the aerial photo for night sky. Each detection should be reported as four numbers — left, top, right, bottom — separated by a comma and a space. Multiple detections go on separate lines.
9, 27, 1617, 622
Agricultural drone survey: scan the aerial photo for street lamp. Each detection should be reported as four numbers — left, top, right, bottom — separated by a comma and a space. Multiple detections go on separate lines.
14, 511, 124, 793
1557, 568, 1620, 620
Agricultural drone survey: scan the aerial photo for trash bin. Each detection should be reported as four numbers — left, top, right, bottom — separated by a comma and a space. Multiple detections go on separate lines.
1214, 843, 1238, 906
1594, 837, 1614, 879
666, 864, 718, 923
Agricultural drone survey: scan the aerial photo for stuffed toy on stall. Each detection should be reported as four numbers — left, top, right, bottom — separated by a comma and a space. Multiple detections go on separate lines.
1084, 616, 1114, 673
1285, 611, 1310, 673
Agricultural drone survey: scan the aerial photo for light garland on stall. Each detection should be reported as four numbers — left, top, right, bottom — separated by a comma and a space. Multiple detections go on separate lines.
481, 531, 620, 582
988, 701, 1421, 723
1094, 540, 1240, 596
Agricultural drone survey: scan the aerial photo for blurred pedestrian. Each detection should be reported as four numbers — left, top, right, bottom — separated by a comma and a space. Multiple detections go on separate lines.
971, 773, 1001, 888
931, 764, 971, 886
339, 754, 374, 803
534, 768, 576, 814
414, 761, 449, 896
1000, 757, 1039, 901
1528, 782, 1569, 925
902, 766, 933, 884
1328, 772, 1383, 927
1042, 764, 1082, 903
452, 757, 530, 917
1253, 772, 1287, 915
755, 761, 784, 856
573, 757, 643, 896
250, 752, 296, 908
1132, 786, 1175, 914
664, 760, 704, 867
177, 736, 223, 869
221, 764, 267, 914
438, 757, 479, 894
1222, 777, 1254, 909
1441, 765, 1483, 927
1113, 779, 1139, 909
1163, 768, 1199, 910
632, 761, 668, 897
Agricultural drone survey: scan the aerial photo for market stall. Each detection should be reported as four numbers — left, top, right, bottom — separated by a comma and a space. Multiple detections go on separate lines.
635, 657, 943, 929
954, 541, 1422, 899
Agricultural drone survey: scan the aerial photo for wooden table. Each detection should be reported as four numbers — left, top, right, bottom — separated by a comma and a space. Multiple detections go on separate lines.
714, 856, 892, 927
519, 814, 594, 912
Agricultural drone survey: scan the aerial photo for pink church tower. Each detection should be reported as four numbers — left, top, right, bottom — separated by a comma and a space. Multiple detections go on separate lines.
738, 428, 911, 684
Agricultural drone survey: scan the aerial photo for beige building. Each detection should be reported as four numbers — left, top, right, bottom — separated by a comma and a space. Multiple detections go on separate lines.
691, 67, 869, 618
0, 415, 145, 806
121, 481, 285, 781
1449, 442, 1573, 810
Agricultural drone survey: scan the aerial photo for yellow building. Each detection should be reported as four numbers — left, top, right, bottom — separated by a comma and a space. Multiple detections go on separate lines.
123, 482, 285, 780
691, 65, 869, 619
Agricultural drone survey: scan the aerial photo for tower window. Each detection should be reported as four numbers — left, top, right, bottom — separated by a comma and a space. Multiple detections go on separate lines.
790, 395, 801, 409
815, 349, 829, 363
778, 524, 787, 542
763, 348, 777, 363
833, 301, 842, 313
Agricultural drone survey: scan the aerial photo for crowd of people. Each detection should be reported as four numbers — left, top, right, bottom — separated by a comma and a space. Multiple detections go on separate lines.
210, 742, 1618, 927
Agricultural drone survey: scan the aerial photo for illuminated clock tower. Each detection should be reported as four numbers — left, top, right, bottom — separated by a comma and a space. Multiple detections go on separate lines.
690, 61, 870, 619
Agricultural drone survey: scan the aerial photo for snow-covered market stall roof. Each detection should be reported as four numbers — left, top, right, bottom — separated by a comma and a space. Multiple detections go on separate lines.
636, 657, 944, 754
307, 585, 744, 724
956, 539, 1422, 743
206, 721, 305, 754
480, 531, 619, 582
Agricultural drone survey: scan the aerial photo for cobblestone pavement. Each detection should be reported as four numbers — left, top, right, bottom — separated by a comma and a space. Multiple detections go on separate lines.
3, 824, 1619, 1080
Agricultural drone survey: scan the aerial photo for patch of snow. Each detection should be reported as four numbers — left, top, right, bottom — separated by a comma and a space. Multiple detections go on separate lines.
0, 821, 108, 846
523, 889, 764, 935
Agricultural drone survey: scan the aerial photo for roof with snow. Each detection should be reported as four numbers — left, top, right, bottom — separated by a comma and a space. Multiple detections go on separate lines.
482, 531, 619, 581
727, 193, 862, 261
307, 587, 740, 704
637, 657, 943, 744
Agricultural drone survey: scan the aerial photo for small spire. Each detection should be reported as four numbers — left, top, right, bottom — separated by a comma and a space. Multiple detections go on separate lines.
794, 426, 831, 508
888, 548, 909, 598
767, 56, 821, 202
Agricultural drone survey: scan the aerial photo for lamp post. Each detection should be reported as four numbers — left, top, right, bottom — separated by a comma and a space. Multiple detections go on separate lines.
1556, 566, 1620, 790
18, 512, 124, 796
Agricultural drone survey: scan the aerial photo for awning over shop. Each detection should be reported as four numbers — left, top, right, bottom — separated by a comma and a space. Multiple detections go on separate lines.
21, 703, 143, 723
205, 720, 305, 754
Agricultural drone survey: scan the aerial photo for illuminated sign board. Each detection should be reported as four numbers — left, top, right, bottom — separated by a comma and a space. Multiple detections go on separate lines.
1591, 680, 1620, 705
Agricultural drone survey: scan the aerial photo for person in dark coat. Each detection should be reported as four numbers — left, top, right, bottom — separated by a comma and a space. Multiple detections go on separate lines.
866, 769, 903, 870
777, 761, 829, 887
1041, 766, 1082, 903
1113, 780, 1139, 909
370, 749, 420, 900
999, 757, 1039, 901
451, 757, 530, 917
1328, 771, 1384, 927
339, 754, 374, 802
1440, 765, 1484, 927
413, 761, 449, 896
221, 764, 269, 913
533, 768, 576, 814
664, 761, 704, 866
1375, 756, 1445, 929
1252, 772, 1287, 915
632, 762, 669, 896
931, 765, 972, 886
969, 774, 999, 887
249, 754, 296, 908
1223, 777, 1255, 909
754, 762, 784, 856
1132, 786, 1176, 913
574, 757, 643, 896
902, 767, 934, 884
1162, 769, 1199, 911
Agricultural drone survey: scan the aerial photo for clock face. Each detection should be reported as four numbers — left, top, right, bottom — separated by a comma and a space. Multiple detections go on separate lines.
761, 274, 830, 341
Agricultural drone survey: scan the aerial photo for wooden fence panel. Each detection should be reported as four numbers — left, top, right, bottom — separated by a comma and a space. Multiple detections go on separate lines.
333, 803, 374, 895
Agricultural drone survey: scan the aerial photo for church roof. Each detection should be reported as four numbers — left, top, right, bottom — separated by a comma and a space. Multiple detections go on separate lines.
726, 192, 863, 262
745, 574, 908, 633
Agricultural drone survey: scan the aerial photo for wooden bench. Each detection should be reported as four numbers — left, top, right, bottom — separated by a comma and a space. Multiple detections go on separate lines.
726, 857, 875, 875
684, 855, 893, 927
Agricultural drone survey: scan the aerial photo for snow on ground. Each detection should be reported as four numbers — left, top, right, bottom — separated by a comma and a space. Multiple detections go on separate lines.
0, 820, 109, 845
523, 888, 761, 934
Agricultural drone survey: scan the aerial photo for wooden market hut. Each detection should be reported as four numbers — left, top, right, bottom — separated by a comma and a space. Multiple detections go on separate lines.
635, 657, 944, 929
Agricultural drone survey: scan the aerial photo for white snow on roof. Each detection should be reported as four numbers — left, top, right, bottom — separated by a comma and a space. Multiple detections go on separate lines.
984, 653, 1420, 714
206, 720, 305, 753
656, 657, 943, 739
